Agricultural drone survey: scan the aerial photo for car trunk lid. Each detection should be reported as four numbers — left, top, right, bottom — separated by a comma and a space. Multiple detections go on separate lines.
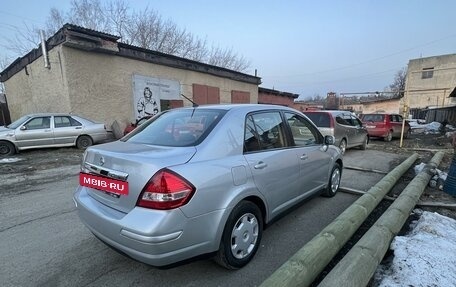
362, 114, 386, 128
80, 141, 196, 213
304, 112, 334, 136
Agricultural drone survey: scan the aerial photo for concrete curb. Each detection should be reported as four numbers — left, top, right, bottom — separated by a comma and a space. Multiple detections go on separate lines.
260, 153, 419, 287
318, 151, 445, 287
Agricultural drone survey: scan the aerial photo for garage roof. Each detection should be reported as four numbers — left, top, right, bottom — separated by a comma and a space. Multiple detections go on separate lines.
0, 24, 261, 85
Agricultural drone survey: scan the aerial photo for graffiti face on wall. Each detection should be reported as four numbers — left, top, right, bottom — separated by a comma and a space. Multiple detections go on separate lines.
137, 87, 159, 118
132, 74, 181, 120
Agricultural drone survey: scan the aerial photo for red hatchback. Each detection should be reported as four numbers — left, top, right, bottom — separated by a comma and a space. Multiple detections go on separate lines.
361, 113, 411, 141
123, 116, 152, 135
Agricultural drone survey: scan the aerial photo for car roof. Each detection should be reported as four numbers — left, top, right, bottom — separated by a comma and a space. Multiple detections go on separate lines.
362, 113, 397, 115
26, 113, 76, 117
304, 110, 352, 115
173, 104, 299, 113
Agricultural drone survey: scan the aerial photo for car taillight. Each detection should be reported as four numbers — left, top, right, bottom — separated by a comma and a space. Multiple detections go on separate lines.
137, 169, 195, 210
329, 115, 335, 129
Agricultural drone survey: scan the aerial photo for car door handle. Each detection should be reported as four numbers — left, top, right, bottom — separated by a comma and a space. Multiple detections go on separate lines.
75, 127, 82, 129
44, 129, 52, 132
300, 154, 308, 160
254, 161, 267, 169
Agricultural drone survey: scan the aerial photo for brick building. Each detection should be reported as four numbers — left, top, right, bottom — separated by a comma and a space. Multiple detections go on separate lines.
258, 87, 298, 107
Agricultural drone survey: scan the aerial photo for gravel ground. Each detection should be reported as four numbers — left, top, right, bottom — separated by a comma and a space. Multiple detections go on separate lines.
367, 131, 456, 219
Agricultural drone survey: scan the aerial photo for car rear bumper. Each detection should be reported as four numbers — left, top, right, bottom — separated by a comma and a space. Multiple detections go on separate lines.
365, 128, 388, 138
90, 133, 108, 144
73, 186, 225, 266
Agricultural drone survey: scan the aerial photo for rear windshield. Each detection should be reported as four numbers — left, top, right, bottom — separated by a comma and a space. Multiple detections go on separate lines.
362, 114, 385, 122
123, 109, 226, 147
303, 112, 330, 128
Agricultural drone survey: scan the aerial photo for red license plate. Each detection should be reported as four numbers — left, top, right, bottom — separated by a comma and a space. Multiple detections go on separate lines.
79, 172, 129, 195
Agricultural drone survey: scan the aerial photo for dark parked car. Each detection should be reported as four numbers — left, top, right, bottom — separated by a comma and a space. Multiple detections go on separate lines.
123, 116, 152, 135
74, 104, 343, 269
361, 113, 411, 141
0, 113, 108, 156
303, 110, 369, 154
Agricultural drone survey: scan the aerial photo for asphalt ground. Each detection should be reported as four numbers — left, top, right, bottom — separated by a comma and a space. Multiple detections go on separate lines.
0, 145, 443, 287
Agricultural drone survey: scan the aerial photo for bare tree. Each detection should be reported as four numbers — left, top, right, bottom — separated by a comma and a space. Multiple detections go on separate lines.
105, 0, 130, 41
67, 0, 110, 31
2, 23, 41, 56
1, 0, 250, 72
389, 67, 407, 98
45, 8, 66, 36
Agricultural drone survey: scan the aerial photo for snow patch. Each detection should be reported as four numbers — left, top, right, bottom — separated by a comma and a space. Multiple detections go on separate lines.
0, 158, 22, 163
374, 211, 456, 287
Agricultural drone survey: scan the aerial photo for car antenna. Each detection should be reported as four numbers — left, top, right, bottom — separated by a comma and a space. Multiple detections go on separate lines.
181, 94, 198, 108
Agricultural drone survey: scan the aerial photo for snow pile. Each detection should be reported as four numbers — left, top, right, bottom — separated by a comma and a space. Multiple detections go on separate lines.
408, 121, 439, 134
408, 120, 426, 129
424, 122, 442, 134
375, 211, 456, 287
0, 157, 22, 163
410, 121, 456, 135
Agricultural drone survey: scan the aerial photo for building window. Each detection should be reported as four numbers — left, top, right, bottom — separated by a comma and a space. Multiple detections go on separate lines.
421, 67, 434, 79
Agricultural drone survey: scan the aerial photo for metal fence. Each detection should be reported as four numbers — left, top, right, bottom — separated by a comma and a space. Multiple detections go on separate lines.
410, 106, 456, 125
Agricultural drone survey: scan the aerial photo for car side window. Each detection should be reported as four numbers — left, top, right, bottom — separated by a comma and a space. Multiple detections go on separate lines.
244, 112, 285, 152
285, 112, 321, 146
336, 115, 350, 126
54, 116, 72, 128
70, 117, 82, 126
351, 116, 362, 127
24, 117, 51, 130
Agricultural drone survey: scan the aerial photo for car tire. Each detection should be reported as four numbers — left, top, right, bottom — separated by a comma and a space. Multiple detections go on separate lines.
322, 163, 341, 197
339, 139, 347, 155
360, 136, 368, 150
0, 141, 15, 156
384, 131, 393, 142
76, 135, 93, 149
215, 201, 263, 269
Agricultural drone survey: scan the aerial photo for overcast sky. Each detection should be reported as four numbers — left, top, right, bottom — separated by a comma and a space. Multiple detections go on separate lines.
1, 0, 455, 99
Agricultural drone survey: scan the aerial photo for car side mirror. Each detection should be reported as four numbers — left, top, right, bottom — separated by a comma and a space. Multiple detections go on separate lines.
20, 126, 27, 131
324, 135, 335, 145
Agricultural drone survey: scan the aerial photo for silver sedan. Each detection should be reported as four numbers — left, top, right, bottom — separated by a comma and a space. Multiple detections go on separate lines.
74, 104, 343, 269
0, 113, 108, 156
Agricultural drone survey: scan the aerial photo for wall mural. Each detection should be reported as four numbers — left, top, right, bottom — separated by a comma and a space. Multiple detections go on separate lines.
132, 74, 181, 119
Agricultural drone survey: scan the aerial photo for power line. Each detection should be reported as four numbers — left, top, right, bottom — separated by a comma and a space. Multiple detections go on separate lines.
0, 10, 46, 25
262, 33, 456, 78
263, 67, 402, 89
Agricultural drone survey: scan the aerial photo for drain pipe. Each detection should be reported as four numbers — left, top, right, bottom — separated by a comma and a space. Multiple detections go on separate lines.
318, 151, 445, 287
40, 30, 50, 69
260, 153, 419, 287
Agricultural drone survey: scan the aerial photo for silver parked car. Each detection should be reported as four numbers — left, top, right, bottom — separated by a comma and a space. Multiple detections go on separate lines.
74, 104, 343, 269
0, 113, 108, 156
304, 110, 369, 154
